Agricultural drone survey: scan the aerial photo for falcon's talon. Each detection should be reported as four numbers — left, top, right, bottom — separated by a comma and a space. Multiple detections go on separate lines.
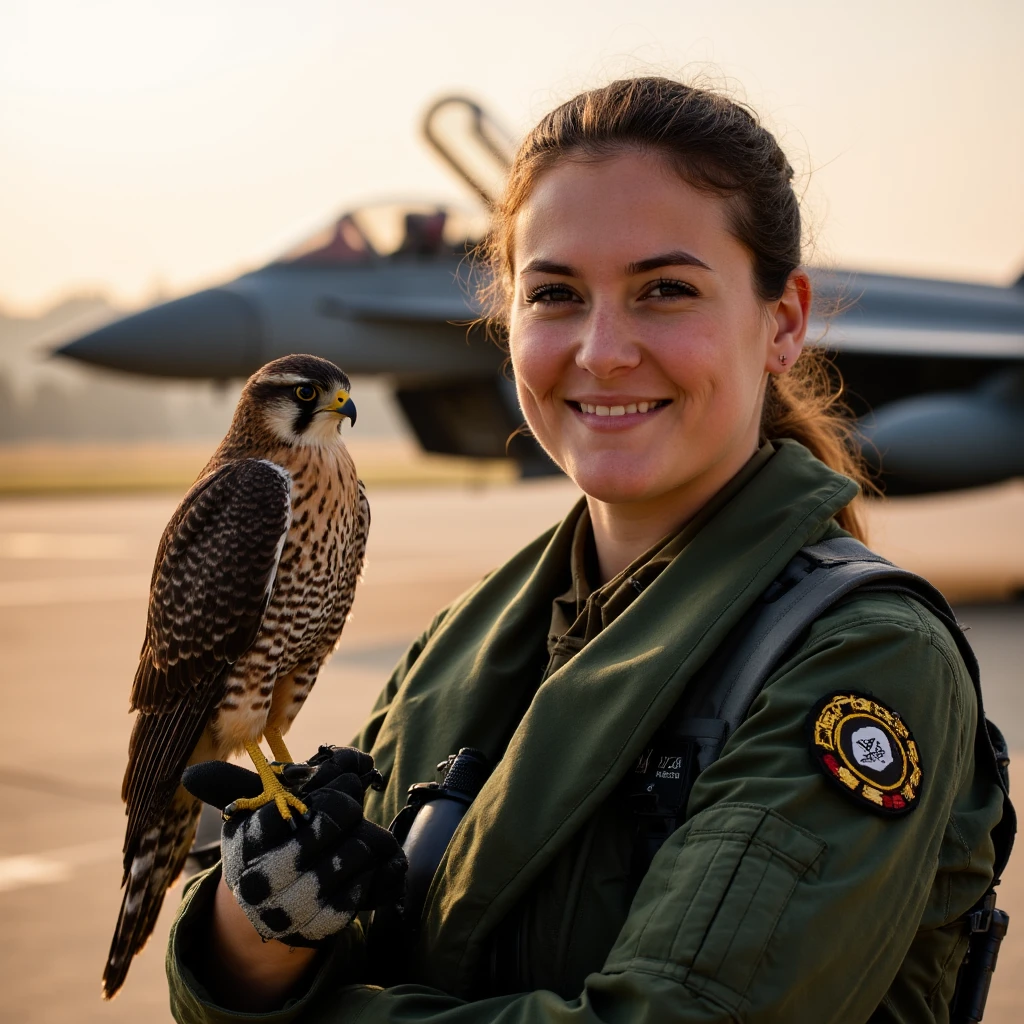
233, 740, 309, 822
229, 786, 308, 820
229, 777, 309, 821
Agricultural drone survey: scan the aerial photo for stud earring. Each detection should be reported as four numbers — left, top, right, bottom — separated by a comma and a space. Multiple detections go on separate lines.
779, 353, 788, 366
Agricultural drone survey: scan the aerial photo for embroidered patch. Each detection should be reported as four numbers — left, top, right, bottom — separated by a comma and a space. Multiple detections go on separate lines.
807, 691, 921, 816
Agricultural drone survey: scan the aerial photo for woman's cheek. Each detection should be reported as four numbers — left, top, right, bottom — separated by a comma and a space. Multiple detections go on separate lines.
651, 337, 715, 410
510, 330, 559, 411
661, 319, 750, 406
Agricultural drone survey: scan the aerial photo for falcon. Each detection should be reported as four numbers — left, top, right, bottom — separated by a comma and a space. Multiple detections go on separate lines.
102, 354, 369, 999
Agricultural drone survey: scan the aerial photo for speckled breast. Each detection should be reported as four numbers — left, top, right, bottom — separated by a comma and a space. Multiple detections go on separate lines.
210, 443, 366, 754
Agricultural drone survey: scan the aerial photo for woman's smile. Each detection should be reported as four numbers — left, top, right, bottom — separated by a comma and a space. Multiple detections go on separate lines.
565, 397, 672, 425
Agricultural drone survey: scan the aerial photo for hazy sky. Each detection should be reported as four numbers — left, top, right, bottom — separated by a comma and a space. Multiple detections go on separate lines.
1, 0, 1021, 314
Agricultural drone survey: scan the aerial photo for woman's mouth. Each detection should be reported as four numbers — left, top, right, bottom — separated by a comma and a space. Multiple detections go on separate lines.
567, 399, 671, 418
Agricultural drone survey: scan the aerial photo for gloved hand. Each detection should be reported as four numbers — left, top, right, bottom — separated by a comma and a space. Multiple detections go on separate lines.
182, 745, 406, 947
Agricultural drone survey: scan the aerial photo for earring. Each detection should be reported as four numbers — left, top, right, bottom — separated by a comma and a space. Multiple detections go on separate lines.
779, 353, 788, 366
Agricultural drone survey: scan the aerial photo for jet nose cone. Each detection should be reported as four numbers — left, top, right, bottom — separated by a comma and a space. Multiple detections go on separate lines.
55, 288, 263, 378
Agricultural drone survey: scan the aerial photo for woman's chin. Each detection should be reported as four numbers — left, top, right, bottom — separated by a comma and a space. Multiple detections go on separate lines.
566, 454, 676, 505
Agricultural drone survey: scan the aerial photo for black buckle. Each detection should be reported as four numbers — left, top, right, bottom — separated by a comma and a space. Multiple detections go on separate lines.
967, 891, 996, 934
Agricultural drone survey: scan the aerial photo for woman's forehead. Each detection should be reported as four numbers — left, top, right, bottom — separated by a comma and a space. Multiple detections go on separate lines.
512, 151, 740, 276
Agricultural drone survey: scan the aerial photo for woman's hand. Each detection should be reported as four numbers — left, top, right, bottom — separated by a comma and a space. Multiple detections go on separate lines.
182, 746, 407, 1010
205, 872, 320, 1011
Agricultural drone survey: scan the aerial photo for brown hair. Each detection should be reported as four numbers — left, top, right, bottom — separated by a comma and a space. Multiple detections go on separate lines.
479, 76, 871, 540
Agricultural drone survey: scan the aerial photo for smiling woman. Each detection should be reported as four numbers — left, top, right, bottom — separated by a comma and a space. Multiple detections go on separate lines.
481, 78, 869, 577
506, 152, 808, 579
165, 78, 1010, 1024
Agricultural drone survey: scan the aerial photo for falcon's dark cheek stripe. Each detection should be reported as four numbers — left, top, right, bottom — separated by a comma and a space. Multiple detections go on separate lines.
807, 691, 922, 817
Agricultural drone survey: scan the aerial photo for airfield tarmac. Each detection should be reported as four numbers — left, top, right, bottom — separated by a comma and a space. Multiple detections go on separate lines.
0, 480, 1022, 1023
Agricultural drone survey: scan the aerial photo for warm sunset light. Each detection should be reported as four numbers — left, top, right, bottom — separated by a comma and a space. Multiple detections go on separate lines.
2, 6, 1024, 1023
1, 0, 1021, 315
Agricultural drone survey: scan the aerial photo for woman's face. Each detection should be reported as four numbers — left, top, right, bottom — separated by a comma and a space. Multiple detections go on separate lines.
508, 150, 808, 511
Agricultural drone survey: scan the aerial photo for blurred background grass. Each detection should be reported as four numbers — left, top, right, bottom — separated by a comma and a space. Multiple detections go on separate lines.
0, 439, 515, 494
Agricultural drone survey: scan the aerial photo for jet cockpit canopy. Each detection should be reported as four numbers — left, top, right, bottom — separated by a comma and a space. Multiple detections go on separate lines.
275, 203, 489, 267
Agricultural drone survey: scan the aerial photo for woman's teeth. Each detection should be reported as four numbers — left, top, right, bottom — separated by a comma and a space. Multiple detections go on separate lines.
577, 401, 659, 416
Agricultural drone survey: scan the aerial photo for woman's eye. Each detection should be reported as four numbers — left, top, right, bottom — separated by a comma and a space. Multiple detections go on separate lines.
644, 278, 699, 299
295, 385, 317, 401
525, 283, 579, 305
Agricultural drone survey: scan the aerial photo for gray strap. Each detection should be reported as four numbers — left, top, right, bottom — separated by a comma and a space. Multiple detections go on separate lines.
714, 537, 948, 747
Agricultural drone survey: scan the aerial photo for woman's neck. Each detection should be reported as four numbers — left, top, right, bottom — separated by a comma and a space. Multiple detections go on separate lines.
586, 444, 761, 584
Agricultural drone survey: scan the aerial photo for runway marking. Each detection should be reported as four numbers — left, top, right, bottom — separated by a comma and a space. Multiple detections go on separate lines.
0, 838, 120, 894
0, 574, 151, 607
0, 855, 71, 891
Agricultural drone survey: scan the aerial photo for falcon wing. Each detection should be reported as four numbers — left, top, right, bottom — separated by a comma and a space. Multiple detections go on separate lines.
120, 458, 292, 866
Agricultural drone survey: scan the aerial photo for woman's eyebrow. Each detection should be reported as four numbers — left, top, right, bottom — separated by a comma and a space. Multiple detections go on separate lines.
519, 258, 576, 277
519, 251, 713, 277
627, 250, 712, 274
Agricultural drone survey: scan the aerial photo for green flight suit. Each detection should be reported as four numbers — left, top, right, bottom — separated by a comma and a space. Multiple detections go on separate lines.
166, 439, 1006, 1023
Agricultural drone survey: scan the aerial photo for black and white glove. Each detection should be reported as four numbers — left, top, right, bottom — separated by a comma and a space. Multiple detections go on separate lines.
182, 746, 406, 947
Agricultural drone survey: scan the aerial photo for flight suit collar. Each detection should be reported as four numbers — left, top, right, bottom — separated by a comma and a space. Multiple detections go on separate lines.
546, 444, 777, 678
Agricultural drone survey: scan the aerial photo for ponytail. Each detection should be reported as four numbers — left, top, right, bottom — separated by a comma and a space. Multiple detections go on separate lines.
762, 347, 875, 540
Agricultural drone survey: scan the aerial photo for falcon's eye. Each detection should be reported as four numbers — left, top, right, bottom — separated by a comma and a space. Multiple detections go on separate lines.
295, 385, 318, 402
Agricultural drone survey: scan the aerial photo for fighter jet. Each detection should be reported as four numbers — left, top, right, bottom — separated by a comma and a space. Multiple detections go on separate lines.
55, 96, 1024, 494
810, 270, 1024, 493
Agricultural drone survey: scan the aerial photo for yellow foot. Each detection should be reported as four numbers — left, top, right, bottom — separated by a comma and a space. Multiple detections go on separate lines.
231, 740, 308, 821
229, 778, 308, 820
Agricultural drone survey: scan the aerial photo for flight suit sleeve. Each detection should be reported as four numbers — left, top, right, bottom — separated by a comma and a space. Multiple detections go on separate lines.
167, 592, 984, 1024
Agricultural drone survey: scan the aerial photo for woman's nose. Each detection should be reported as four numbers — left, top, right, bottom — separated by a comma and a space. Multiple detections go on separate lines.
573, 304, 641, 378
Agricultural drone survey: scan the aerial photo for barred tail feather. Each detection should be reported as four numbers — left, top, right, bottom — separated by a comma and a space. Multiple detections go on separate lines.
102, 789, 200, 1000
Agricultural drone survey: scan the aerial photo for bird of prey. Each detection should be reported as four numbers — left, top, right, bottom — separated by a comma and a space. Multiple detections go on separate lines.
102, 354, 368, 999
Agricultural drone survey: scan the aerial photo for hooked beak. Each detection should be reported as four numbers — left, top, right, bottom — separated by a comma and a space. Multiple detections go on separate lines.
321, 388, 357, 426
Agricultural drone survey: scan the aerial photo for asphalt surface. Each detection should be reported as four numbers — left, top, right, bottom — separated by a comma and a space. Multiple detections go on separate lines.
0, 482, 1021, 1023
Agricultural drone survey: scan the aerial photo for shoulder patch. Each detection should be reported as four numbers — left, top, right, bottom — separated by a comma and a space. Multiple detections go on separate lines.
807, 691, 922, 816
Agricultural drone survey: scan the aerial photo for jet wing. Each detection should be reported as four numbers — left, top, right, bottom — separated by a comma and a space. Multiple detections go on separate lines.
811, 268, 1024, 360
810, 321, 1024, 359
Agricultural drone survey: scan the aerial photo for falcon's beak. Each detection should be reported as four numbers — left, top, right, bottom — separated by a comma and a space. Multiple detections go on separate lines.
322, 389, 357, 426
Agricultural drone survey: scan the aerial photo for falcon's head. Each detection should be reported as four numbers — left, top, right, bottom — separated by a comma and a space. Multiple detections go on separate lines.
243, 354, 357, 448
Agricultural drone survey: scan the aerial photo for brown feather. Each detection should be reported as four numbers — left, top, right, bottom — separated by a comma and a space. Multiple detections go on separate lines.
103, 788, 200, 999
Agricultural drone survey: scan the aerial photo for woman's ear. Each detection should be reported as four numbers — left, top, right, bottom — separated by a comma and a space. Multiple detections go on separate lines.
767, 268, 811, 374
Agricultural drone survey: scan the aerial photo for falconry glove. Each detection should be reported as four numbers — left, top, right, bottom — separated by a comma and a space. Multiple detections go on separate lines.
182, 746, 406, 947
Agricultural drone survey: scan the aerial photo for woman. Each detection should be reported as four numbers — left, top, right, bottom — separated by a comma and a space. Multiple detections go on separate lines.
167, 77, 1007, 1022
